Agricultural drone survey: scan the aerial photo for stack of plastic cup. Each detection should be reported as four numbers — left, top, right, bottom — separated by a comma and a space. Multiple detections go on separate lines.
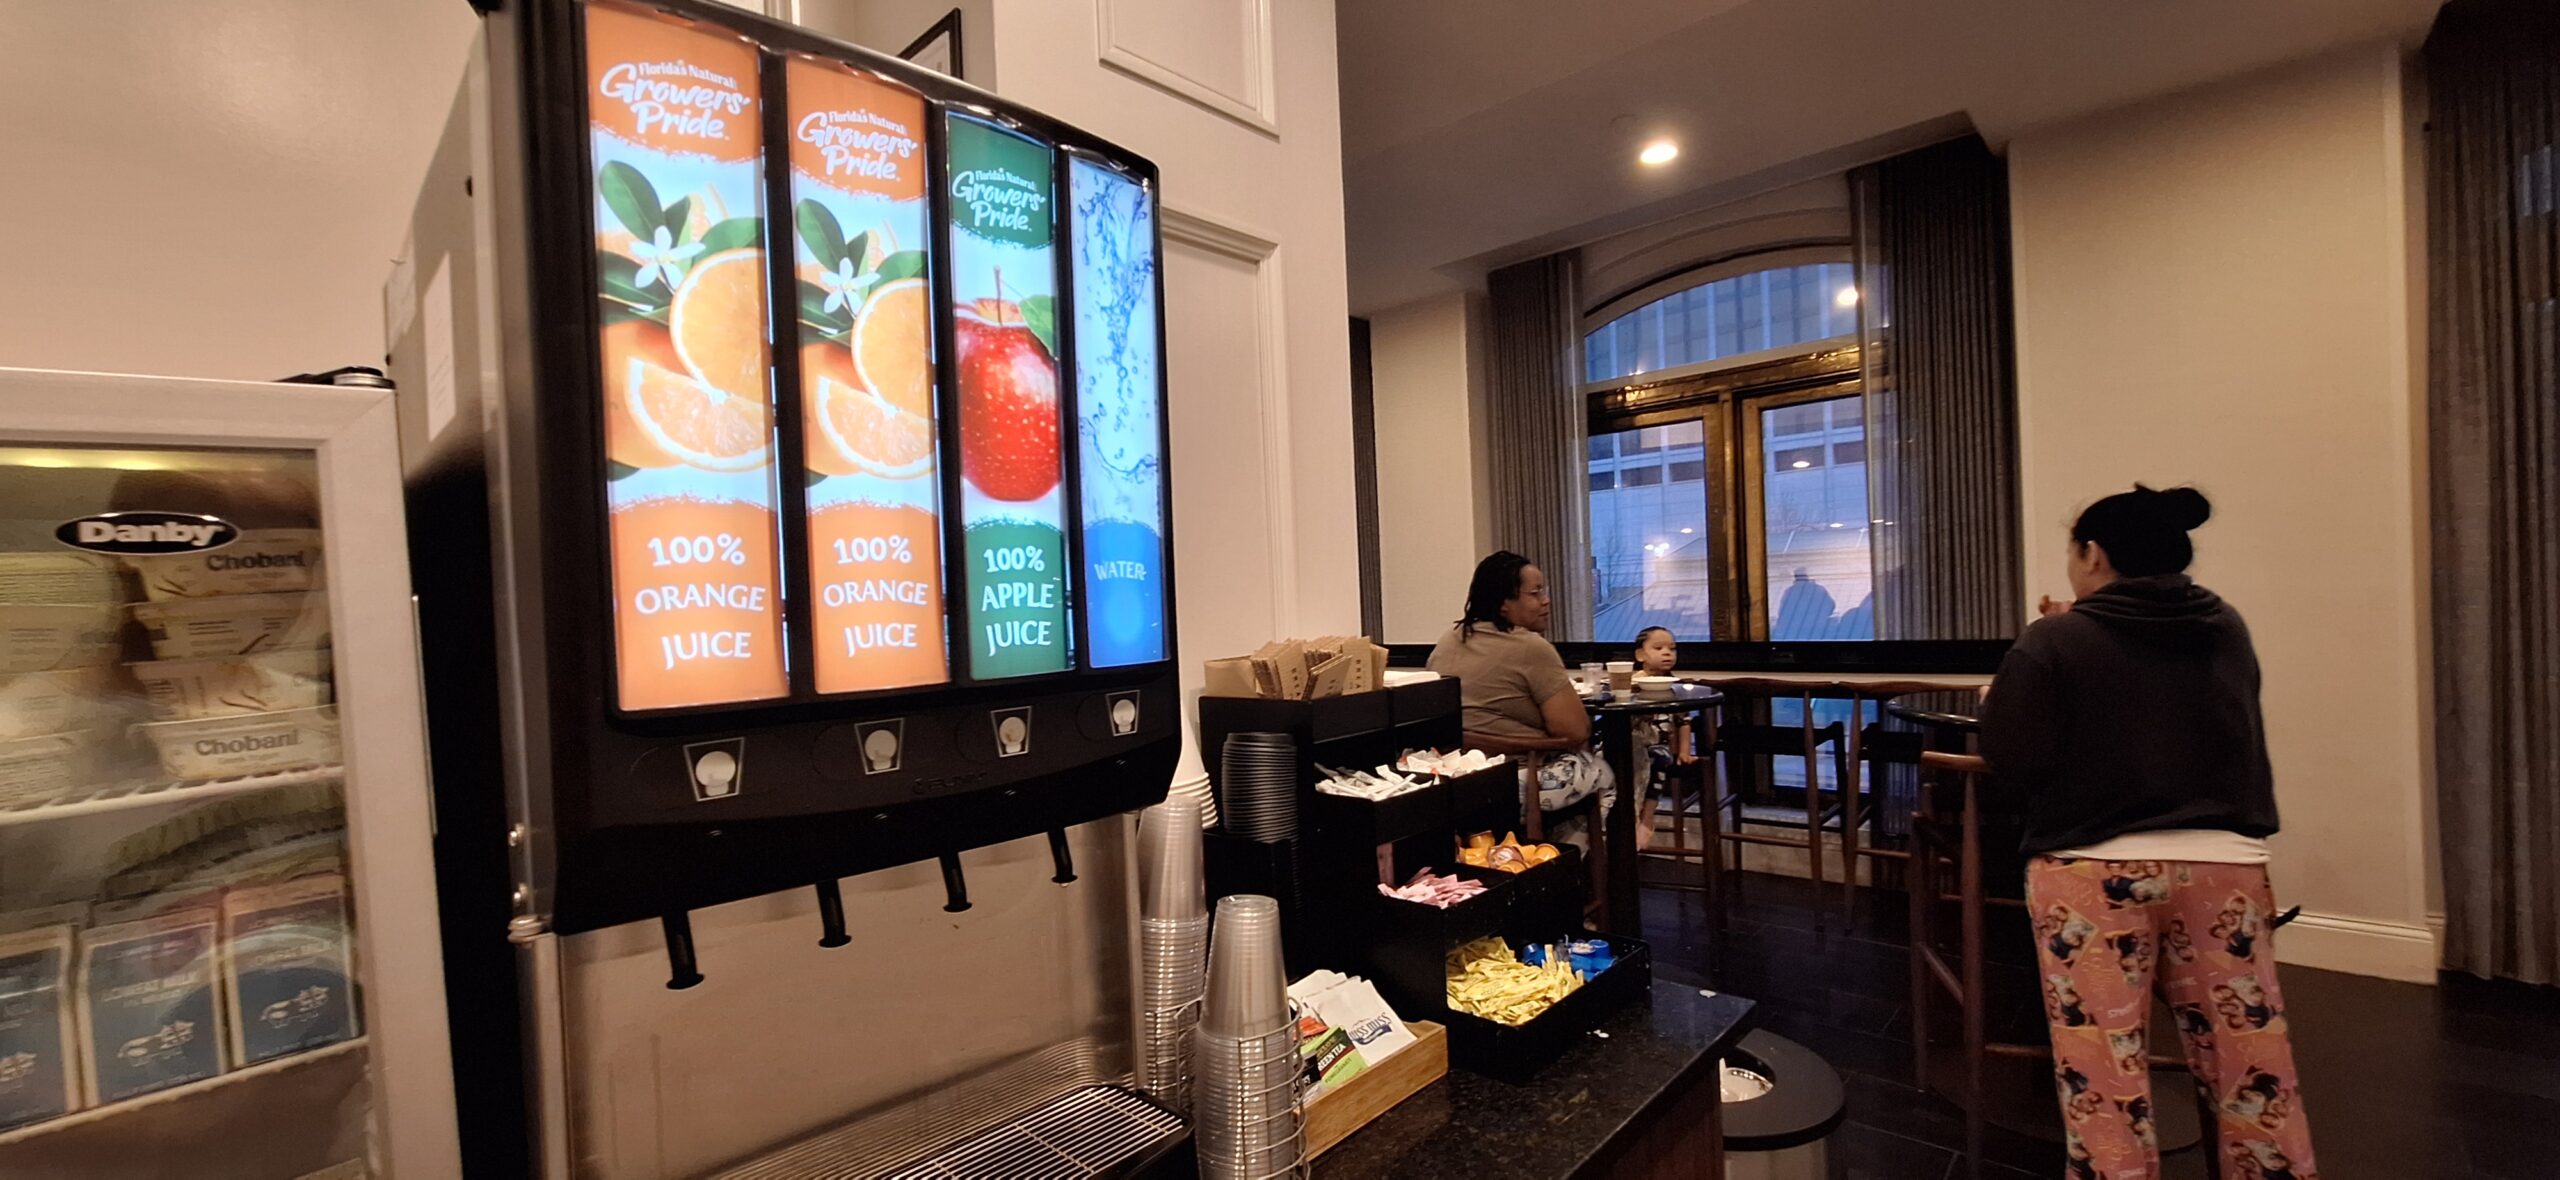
1138, 794, 1210, 1106
1193, 894, 1306, 1179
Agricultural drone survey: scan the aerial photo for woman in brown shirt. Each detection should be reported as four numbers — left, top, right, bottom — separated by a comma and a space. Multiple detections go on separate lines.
1426, 552, 1612, 832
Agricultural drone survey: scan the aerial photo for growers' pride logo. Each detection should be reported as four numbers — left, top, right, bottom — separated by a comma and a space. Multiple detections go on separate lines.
797, 109, 918, 181
951, 168, 1046, 236
598, 59, 752, 142
57, 511, 238, 555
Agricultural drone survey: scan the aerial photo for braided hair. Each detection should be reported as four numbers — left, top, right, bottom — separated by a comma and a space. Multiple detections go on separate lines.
1456, 551, 1535, 640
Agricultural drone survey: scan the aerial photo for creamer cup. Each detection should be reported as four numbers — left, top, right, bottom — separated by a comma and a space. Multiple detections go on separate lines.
126, 528, 323, 602
0, 603, 122, 672
128, 650, 332, 721
128, 592, 329, 660
134, 705, 338, 781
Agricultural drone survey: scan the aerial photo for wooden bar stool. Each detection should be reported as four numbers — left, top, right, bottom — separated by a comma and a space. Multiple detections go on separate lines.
1708, 683, 1851, 909
1908, 751, 2221, 1180
1640, 703, 1724, 921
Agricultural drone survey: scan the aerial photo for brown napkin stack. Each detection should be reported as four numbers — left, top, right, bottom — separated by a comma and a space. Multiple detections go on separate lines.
1202, 636, 1392, 700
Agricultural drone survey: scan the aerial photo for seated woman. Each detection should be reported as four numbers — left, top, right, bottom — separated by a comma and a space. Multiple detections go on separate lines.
1426, 552, 1612, 843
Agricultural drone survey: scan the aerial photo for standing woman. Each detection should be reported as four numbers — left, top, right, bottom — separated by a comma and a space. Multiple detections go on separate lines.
1428, 552, 1613, 843
1978, 486, 2318, 1180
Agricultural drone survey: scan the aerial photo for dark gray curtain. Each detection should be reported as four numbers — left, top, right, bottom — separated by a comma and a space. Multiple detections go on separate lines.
1349, 317, 1385, 640
1484, 254, 1591, 637
1849, 137, 2022, 641
2426, 0, 2560, 985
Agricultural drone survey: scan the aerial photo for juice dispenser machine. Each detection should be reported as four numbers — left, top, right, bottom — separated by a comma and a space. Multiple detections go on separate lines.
383, 0, 1181, 1172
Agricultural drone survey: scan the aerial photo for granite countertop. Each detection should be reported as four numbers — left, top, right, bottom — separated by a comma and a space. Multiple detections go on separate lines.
1310, 985, 1757, 1180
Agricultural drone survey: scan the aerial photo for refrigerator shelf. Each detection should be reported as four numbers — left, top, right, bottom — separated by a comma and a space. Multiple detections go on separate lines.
0, 1036, 367, 1149
0, 764, 345, 829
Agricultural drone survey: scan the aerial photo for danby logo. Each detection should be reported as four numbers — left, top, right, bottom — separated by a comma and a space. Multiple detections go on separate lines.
56, 512, 238, 556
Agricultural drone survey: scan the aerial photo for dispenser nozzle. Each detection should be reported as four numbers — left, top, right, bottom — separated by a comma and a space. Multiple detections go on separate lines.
815, 880, 851, 948
660, 912, 704, 990
1047, 827, 1077, 885
939, 852, 972, 913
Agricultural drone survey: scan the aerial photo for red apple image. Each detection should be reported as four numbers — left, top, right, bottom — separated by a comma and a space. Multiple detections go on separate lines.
956, 301, 1061, 502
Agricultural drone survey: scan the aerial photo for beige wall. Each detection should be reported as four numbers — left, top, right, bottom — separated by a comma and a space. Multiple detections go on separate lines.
2010, 43, 2437, 981
1369, 291, 1493, 642
983, 0, 1362, 783
0, 0, 477, 380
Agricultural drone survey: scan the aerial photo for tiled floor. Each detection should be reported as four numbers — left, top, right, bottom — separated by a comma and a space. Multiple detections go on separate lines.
1639, 871, 2560, 1180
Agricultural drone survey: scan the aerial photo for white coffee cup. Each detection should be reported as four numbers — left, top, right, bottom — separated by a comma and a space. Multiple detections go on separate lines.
1606, 660, 1636, 694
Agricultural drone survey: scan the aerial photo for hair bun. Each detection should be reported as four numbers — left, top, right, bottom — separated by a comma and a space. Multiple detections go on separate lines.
2135, 484, 2212, 531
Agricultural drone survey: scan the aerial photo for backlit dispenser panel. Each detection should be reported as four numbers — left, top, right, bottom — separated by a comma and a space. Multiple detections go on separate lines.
587, 0, 788, 711
944, 113, 1070, 679
1066, 155, 1169, 668
787, 58, 950, 694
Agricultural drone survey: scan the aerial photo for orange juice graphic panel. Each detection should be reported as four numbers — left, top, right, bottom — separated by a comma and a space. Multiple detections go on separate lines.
787, 58, 948, 694
587, 0, 786, 710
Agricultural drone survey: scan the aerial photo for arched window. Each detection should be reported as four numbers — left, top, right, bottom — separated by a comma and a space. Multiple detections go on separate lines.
1582, 261, 1859, 385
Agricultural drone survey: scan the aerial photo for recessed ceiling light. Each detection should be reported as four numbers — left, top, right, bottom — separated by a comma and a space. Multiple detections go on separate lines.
1679, 527, 1694, 535
1638, 138, 1679, 167
1833, 285, 1859, 309
1791, 459, 1812, 470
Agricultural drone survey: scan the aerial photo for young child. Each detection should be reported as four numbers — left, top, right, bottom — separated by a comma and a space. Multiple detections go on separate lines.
1630, 627, 1695, 851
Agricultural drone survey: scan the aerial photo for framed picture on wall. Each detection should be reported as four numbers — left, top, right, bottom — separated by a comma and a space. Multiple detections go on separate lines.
899, 9, 963, 79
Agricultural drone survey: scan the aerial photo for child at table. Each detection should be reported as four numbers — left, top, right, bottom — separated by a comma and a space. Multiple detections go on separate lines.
1631, 627, 1697, 850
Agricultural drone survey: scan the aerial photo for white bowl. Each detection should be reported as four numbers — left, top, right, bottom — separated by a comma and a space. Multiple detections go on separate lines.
1632, 675, 1678, 699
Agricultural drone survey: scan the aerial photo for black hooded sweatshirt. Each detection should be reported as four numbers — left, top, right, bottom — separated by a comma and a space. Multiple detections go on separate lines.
1978, 575, 2278, 856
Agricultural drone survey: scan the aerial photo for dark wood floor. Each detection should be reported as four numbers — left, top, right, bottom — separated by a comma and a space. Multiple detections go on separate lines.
1638, 871, 2560, 1180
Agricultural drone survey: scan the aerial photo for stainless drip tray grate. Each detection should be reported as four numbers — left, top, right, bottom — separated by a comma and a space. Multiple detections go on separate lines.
884, 1086, 1184, 1180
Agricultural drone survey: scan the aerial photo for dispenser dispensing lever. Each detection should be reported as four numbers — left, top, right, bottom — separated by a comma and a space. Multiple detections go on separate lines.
939, 852, 972, 913
815, 880, 851, 948
660, 912, 704, 990
1047, 828, 1076, 885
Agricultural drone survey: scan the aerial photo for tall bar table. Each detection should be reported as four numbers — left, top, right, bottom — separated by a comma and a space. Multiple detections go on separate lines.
1682, 671, 1991, 918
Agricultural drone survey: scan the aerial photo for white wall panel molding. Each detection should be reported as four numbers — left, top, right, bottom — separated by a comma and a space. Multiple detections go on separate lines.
1162, 203, 1291, 631
1095, 0, 1279, 136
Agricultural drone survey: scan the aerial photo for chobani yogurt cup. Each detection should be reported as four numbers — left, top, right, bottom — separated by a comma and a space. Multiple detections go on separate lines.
0, 729, 101, 808
135, 705, 338, 781
0, 552, 125, 604
0, 603, 122, 672
129, 592, 329, 660
128, 650, 332, 721
0, 668, 118, 740
126, 528, 323, 601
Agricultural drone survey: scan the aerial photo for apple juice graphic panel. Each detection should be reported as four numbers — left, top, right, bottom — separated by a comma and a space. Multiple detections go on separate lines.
945, 113, 1067, 678
1068, 157, 1167, 667
587, 0, 787, 710
788, 58, 949, 694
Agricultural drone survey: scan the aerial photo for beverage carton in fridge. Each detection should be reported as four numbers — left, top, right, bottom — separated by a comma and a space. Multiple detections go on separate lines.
77, 908, 226, 1104
0, 926, 79, 1131
221, 874, 359, 1066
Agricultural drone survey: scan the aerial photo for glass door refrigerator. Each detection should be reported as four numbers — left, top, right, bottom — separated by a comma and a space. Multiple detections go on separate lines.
0, 369, 461, 1178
